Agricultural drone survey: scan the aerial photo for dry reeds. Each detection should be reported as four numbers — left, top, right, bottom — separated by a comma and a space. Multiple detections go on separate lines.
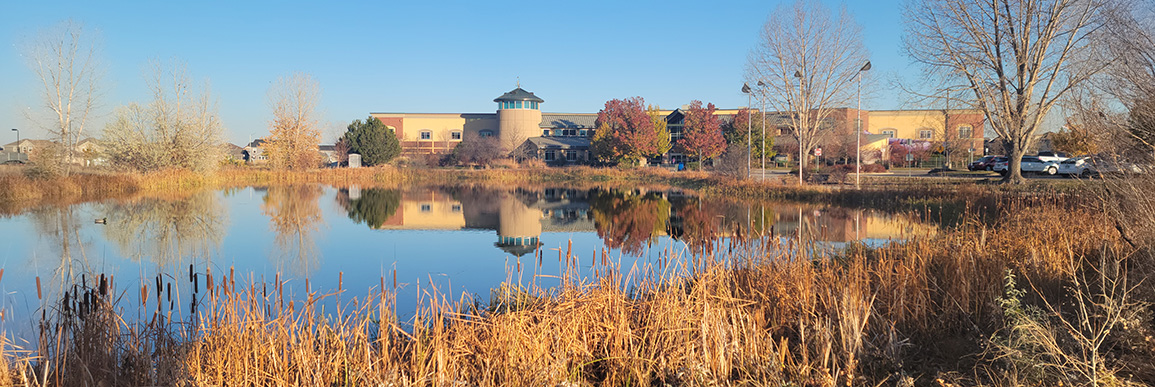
0, 197, 1144, 386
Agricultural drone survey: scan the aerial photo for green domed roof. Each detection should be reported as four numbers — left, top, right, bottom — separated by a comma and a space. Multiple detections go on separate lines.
494, 88, 544, 103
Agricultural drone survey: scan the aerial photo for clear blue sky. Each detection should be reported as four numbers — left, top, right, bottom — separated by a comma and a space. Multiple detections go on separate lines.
1, 0, 911, 145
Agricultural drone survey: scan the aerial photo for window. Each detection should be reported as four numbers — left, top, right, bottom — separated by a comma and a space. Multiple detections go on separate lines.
543, 129, 551, 136
544, 150, 556, 161
563, 129, 576, 136
420, 204, 431, 212
579, 129, 588, 137
420, 130, 432, 140
566, 150, 577, 161
451, 204, 462, 212
479, 130, 494, 137
881, 130, 896, 138
515, 101, 522, 108
918, 129, 933, 139
451, 131, 462, 140
958, 125, 973, 139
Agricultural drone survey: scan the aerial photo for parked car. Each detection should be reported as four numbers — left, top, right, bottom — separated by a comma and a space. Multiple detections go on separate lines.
1057, 156, 1089, 177
992, 157, 1010, 174
994, 156, 1058, 176
968, 155, 999, 171
1060, 155, 1144, 178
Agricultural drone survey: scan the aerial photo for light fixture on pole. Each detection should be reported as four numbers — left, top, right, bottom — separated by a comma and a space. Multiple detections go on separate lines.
855, 60, 871, 190
794, 70, 803, 186
10, 129, 18, 154
757, 81, 768, 180
742, 83, 753, 179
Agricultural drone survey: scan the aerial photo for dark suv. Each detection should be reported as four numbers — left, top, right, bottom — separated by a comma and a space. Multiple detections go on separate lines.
968, 155, 998, 171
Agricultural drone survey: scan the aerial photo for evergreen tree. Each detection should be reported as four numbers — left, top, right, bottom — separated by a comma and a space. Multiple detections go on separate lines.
343, 116, 400, 166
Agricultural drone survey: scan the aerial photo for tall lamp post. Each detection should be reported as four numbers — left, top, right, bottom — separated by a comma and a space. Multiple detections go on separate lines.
10, 129, 18, 154
742, 83, 753, 179
794, 71, 804, 186
855, 60, 871, 190
757, 81, 767, 180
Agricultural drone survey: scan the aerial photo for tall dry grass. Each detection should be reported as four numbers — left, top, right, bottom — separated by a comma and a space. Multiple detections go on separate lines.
1, 195, 1148, 386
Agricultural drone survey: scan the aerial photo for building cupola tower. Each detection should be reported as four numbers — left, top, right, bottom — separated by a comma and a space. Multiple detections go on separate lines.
494, 86, 544, 152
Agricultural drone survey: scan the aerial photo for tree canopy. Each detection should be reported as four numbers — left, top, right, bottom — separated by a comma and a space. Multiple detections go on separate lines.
679, 101, 727, 166
343, 116, 401, 166
592, 97, 666, 165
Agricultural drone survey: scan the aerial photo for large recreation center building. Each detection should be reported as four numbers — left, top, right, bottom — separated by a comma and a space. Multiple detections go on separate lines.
370, 87, 987, 165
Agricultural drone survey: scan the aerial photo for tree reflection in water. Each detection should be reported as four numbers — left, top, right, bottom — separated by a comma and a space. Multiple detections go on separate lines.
28, 207, 89, 296
589, 189, 671, 256
335, 187, 401, 229
100, 191, 226, 268
262, 185, 323, 276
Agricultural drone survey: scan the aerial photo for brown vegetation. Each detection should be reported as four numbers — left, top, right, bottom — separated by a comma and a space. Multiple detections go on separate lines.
1, 191, 1153, 385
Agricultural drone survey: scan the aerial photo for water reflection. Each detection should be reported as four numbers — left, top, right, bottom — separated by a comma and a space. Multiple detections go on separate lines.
332, 186, 938, 257
100, 192, 226, 267
26, 207, 89, 296
261, 185, 324, 275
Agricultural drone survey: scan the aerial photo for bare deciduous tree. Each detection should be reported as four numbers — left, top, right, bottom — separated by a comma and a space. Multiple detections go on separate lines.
905, 0, 1107, 184
102, 61, 224, 172
266, 72, 322, 170
22, 20, 103, 176
747, 0, 869, 184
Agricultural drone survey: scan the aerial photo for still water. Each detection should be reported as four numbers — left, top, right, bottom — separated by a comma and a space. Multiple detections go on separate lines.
0, 184, 936, 331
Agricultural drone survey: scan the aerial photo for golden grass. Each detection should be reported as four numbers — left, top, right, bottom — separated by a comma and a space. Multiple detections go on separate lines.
1, 197, 1147, 386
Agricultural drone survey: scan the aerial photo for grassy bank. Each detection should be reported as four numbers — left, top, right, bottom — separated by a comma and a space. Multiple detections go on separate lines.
2, 197, 1152, 386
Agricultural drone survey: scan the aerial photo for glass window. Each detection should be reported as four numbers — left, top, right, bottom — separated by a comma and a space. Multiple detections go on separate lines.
515, 101, 522, 108
451, 131, 462, 140
420, 204, 431, 212
566, 150, 577, 161
420, 130, 432, 140
579, 129, 588, 137
451, 204, 462, 212
543, 129, 550, 136
882, 130, 896, 138
479, 130, 494, 137
544, 150, 555, 161
919, 130, 932, 139
958, 125, 973, 138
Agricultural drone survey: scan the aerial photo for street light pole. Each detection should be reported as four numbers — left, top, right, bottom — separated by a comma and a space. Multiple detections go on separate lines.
855, 60, 871, 190
10, 129, 18, 154
757, 81, 767, 181
742, 83, 753, 179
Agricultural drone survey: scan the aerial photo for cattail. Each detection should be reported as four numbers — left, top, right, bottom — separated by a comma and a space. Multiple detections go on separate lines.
189, 264, 194, 283
339, 272, 343, 292
141, 284, 148, 307
99, 274, 107, 297
393, 269, 397, 289
194, 271, 199, 293
167, 282, 171, 303
156, 275, 162, 299
35, 276, 41, 300
0, 268, 5, 284
305, 278, 310, 293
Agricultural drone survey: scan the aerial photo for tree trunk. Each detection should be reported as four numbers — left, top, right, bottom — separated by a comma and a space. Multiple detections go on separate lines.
1003, 145, 1027, 184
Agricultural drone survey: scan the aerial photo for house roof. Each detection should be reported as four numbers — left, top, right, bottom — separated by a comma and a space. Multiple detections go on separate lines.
493, 87, 544, 103
525, 136, 591, 150
319, 144, 336, 152
540, 114, 597, 129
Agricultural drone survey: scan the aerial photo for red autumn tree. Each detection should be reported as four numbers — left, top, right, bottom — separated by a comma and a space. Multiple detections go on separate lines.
592, 97, 662, 165
679, 101, 727, 169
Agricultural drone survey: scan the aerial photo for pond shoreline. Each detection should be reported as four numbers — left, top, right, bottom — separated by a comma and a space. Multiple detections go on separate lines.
0, 166, 1079, 216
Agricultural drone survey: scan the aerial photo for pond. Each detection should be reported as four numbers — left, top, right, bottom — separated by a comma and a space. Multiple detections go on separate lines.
0, 184, 938, 333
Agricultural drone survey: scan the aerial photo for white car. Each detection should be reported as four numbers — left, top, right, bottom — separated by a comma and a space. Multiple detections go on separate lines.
994, 156, 1058, 175
1060, 156, 1144, 178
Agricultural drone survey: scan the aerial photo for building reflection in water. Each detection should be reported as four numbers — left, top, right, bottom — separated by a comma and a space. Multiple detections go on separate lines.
335, 185, 938, 257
